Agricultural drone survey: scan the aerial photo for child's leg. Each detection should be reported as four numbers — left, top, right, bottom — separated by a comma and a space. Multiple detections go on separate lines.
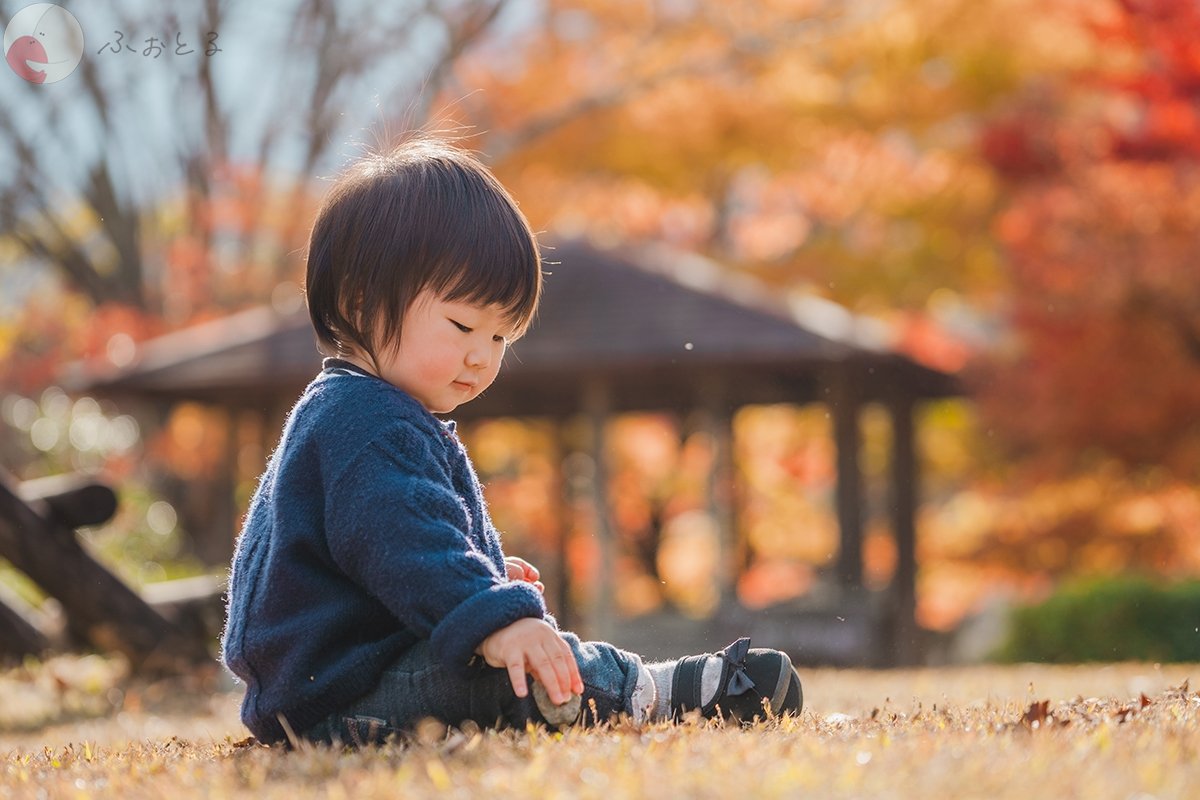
301, 634, 651, 745
553, 631, 655, 725
301, 639, 539, 745
301, 635, 800, 744
536, 635, 803, 726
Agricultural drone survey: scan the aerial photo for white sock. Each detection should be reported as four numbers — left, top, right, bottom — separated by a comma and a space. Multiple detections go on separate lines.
647, 661, 674, 720
628, 659, 655, 723
646, 655, 724, 721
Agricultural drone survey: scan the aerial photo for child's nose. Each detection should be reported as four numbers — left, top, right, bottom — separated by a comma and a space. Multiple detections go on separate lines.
465, 346, 489, 369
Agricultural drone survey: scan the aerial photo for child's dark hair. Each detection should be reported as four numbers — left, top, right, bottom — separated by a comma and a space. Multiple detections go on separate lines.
305, 136, 541, 364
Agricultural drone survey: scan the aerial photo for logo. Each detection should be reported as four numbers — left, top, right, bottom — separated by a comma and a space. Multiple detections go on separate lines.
3, 4, 84, 85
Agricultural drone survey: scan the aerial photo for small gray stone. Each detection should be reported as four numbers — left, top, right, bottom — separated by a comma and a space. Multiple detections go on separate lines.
531, 680, 582, 727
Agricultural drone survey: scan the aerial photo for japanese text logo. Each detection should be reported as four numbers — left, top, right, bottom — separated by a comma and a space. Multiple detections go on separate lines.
3, 4, 83, 84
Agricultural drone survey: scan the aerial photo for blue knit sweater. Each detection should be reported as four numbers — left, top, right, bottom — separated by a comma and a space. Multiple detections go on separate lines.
221, 359, 547, 743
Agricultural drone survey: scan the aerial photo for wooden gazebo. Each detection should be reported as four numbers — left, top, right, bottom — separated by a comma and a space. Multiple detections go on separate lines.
65, 239, 961, 665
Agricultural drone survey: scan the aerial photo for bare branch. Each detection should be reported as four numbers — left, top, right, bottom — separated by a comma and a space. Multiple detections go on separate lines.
83, 160, 143, 306
409, 0, 511, 126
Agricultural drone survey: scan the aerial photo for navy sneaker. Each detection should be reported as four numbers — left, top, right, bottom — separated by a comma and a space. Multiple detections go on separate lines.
670, 637, 803, 722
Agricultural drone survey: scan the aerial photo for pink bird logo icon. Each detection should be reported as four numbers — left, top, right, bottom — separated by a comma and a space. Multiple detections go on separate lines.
7, 30, 50, 83
3, 4, 83, 85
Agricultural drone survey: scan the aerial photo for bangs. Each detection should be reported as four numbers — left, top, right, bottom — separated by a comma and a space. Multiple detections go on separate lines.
416, 151, 542, 339
431, 231, 542, 338
307, 138, 542, 361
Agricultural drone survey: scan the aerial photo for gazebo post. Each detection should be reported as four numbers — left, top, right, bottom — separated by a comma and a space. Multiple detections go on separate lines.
547, 419, 574, 630
210, 406, 241, 564
827, 367, 864, 591
698, 381, 739, 608
584, 378, 616, 641
889, 393, 920, 665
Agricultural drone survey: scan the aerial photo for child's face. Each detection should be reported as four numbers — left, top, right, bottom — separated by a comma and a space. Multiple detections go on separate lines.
371, 290, 514, 413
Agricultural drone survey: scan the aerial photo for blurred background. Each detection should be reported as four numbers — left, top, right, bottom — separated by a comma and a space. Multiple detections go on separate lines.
2, 0, 1199, 669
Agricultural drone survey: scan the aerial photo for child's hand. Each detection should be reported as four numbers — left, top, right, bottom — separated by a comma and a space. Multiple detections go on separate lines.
476, 617, 583, 704
504, 556, 545, 594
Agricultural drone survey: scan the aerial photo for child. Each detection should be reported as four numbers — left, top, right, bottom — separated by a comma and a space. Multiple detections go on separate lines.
221, 136, 802, 746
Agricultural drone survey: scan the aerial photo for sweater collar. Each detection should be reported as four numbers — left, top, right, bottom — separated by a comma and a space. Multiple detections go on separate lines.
321, 357, 376, 379
320, 357, 457, 436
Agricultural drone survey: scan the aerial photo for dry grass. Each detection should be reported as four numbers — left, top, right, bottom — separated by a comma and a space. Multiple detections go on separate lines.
2, 657, 1198, 799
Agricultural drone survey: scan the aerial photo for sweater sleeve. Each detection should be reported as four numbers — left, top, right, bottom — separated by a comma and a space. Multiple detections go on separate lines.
324, 436, 547, 672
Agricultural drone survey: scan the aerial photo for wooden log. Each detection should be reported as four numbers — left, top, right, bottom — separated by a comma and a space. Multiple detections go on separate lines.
17, 473, 118, 530
0, 469, 210, 673
0, 595, 49, 662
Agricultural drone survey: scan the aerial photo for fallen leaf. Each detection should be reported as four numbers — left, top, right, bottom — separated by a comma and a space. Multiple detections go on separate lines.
1021, 699, 1050, 730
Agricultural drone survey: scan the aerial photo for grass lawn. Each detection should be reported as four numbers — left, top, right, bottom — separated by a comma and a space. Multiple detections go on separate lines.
1, 656, 1197, 799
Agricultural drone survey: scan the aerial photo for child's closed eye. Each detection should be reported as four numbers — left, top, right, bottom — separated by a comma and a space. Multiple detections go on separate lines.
451, 319, 508, 344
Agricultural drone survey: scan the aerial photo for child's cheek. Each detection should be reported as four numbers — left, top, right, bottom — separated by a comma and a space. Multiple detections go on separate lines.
419, 345, 455, 381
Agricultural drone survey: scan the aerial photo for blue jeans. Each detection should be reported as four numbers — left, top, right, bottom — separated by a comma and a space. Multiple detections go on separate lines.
302, 632, 644, 745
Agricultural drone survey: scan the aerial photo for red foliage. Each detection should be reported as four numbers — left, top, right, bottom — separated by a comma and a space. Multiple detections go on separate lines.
1098, 0, 1200, 160
979, 113, 1062, 179
0, 297, 165, 396
977, 0, 1200, 474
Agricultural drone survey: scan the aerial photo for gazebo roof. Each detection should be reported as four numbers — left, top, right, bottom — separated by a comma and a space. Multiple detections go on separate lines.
63, 239, 961, 417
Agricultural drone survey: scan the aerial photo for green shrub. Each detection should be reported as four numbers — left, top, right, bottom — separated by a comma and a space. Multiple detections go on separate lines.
995, 576, 1200, 663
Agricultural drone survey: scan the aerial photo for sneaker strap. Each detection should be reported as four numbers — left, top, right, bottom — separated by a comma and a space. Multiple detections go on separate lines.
670, 637, 758, 718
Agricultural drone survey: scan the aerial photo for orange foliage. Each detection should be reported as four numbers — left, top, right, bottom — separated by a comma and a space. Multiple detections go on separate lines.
916, 467, 1200, 629
738, 560, 814, 610
890, 313, 974, 373
146, 404, 229, 481
0, 296, 162, 395
454, 0, 1053, 310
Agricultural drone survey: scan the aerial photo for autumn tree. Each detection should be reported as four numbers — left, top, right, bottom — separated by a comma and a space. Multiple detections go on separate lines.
944, 0, 1200, 593
456, 0, 1071, 315
979, 0, 1200, 474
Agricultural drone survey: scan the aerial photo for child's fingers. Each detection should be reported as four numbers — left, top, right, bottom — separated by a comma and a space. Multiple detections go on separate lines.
507, 658, 530, 698
567, 649, 584, 695
533, 580, 545, 594
504, 557, 541, 586
549, 639, 583, 700
514, 558, 539, 583
530, 646, 573, 705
